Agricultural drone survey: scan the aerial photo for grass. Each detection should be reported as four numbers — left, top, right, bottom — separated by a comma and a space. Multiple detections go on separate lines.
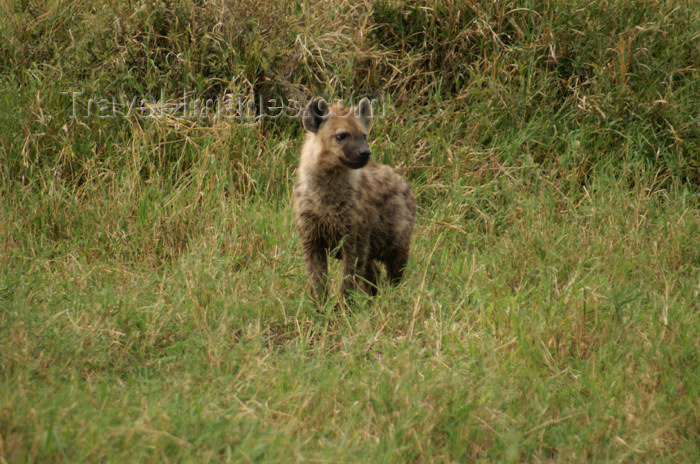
1, 0, 698, 462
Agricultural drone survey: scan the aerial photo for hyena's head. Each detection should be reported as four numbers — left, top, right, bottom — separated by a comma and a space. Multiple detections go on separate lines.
303, 97, 372, 170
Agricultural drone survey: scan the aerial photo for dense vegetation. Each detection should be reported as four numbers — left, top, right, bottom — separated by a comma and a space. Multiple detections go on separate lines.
1, 0, 697, 462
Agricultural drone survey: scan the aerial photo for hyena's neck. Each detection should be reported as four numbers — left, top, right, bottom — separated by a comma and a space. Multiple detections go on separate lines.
301, 161, 359, 202
299, 137, 360, 202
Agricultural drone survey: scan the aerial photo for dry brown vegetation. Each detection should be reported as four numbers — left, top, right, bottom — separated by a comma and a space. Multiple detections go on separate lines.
1, 1, 698, 462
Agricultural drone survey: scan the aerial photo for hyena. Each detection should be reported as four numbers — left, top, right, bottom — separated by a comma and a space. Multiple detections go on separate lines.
293, 97, 416, 303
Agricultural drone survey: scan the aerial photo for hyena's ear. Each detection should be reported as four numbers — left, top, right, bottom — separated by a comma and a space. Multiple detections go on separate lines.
357, 98, 372, 131
303, 97, 330, 133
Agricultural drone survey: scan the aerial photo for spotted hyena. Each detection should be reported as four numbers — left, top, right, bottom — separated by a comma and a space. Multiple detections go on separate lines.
293, 97, 416, 303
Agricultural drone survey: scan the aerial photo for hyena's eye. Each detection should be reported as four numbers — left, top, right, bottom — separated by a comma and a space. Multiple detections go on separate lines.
335, 133, 349, 142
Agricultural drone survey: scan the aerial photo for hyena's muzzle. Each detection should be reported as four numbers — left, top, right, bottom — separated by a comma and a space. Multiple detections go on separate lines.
338, 134, 371, 169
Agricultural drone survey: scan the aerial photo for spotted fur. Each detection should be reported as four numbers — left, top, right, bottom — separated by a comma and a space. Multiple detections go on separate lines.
293, 97, 416, 302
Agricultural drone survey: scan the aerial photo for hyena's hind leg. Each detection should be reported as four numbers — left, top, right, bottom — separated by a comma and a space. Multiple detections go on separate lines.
385, 246, 410, 285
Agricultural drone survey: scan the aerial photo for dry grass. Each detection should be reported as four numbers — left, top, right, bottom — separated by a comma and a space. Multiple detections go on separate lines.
1, 0, 698, 462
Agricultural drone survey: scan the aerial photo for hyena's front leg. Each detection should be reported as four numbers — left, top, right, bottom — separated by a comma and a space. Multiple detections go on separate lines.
302, 240, 328, 303
340, 237, 368, 298
362, 261, 379, 296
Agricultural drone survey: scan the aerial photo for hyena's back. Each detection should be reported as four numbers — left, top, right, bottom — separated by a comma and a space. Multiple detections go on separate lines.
356, 161, 416, 280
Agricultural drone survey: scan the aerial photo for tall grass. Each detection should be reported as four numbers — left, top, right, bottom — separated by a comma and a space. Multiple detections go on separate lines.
1, 0, 698, 462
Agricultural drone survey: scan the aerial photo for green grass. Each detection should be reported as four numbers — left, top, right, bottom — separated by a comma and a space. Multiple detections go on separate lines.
1, 0, 698, 462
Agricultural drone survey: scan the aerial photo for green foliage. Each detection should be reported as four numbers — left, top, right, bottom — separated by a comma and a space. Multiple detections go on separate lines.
1, 0, 698, 462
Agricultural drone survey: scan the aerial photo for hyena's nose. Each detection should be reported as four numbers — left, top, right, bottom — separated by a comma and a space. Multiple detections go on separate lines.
359, 150, 371, 159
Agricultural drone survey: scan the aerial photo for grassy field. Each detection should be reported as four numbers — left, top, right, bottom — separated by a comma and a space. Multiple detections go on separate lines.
1, 0, 698, 462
